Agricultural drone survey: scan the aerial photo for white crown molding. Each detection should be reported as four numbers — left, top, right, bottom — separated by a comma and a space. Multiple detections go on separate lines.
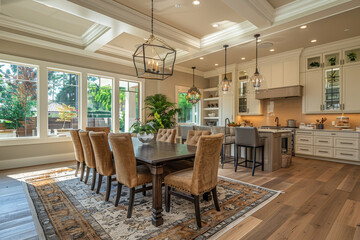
81, 23, 110, 46
0, 14, 84, 46
174, 65, 204, 77
98, 44, 134, 59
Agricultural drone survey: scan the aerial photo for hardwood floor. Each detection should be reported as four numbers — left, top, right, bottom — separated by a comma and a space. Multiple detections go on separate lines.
0, 157, 359, 239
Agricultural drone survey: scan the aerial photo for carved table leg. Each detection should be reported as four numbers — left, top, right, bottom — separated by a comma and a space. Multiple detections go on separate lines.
150, 164, 164, 227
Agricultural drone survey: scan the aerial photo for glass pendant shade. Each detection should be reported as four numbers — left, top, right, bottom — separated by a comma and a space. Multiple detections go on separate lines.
186, 67, 201, 104
249, 34, 265, 92
133, 0, 176, 80
221, 45, 230, 92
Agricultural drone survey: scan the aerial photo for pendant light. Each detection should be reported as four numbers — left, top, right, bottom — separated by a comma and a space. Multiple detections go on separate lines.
133, 0, 176, 80
221, 45, 230, 92
186, 67, 202, 104
249, 34, 265, 92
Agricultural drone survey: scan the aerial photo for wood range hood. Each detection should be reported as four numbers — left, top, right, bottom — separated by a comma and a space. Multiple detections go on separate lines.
255, 85, 303, 100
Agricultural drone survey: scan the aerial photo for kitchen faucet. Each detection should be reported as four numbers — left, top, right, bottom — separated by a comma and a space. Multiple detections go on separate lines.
275, 117, 280, 127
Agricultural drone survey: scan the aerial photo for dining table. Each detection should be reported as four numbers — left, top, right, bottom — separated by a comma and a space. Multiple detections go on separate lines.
132, 137, 197, 227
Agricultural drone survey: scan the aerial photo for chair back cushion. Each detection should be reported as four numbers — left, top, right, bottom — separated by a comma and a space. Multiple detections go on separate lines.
191, 133, 224, 195
79, 131, 96, 168
185, 130, 211, 146
180, 125, 195, 140
85, 127, 110, 134
109, 133, 138, 188
89, 132, 114, 176
156, 129, 176, 143
235, 127, 262, 147
70, 130, 84, 163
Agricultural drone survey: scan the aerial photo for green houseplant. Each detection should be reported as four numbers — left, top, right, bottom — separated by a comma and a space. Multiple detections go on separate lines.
130, 120, 157, 144
328, 57, 337, 66
309, 61, 320, 68
347, 52, 357, 62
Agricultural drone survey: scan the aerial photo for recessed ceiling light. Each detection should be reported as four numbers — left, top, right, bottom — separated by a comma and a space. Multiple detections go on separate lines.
269, 49, 275, 52
212, 23, 219, 28
344, 28, 350, 32
257, 39, 262, 43
311, 39, 317, 43
215, 64, 219, 66
175, 4, 180, 8
192, 0, 200, 5
241, 57, 245, 60
199, 57, 204, 60
300, 25, 307, 29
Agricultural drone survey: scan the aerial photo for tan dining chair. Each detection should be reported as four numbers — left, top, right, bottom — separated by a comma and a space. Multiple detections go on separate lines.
185, 130, 211, 146
70, 130, 86, 181
79, 131, 97, 190
164, 133, 224, 228
108, 133, 152, 218
85, 127, 110, 135
156, 129, 176, 143
89, 131, 115, 201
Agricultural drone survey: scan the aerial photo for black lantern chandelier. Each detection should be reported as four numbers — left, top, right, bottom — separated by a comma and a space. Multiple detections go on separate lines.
186, 67, 202, 104
249, 34, 264, 92
221, 45, 230, 92
133, 0, 176, 80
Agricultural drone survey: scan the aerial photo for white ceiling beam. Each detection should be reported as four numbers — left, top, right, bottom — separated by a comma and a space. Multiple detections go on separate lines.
222, 0, 275, 28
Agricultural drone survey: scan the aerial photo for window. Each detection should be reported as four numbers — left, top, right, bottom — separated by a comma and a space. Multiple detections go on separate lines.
119, 81, 139, 132
48, 70, 80, 136
176, 87, 200, 124
0, 61, 38, 138
87, 75, 113, 130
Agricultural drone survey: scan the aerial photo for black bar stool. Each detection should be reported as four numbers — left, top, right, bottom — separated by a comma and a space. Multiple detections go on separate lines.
234, 127, 264, 176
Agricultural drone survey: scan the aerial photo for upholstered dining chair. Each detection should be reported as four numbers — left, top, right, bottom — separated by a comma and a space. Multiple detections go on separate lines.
70, 130, 86, 181
79, 131, 97, 190
108, 133, 152, 218
185, 130, 211, 146
156, 129, 176, 143
85, 127, 110, 135
164, 133, 224, 228
89, 132, 115, 201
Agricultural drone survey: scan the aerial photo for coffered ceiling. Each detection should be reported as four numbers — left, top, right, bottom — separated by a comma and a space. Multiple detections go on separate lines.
0, 0, 359, 76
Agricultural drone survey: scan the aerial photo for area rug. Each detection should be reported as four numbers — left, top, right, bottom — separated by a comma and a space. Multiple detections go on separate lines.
23, 167, 281, 240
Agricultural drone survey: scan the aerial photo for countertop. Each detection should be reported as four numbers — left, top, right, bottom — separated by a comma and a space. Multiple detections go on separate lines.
258, 129, 292, 133
296, 128, 360, 132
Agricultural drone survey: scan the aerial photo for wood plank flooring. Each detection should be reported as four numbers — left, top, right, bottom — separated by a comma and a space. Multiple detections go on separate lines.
0, 157, 360, 239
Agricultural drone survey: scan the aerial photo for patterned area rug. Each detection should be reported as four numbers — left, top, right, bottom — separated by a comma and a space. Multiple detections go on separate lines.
23, 167, 280, 240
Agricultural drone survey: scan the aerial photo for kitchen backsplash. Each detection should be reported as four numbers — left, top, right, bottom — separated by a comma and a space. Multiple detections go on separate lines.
239, 97, 360, 129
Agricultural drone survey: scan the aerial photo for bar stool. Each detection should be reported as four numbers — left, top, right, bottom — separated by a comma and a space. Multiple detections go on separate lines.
234, 127, 264, 176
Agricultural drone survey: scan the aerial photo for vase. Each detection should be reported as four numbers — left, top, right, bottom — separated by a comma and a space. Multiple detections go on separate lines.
137, 133, 155, 144
318, 124, 324, 129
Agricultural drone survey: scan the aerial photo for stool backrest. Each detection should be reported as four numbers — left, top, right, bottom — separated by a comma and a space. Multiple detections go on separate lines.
235, 127, 261, 147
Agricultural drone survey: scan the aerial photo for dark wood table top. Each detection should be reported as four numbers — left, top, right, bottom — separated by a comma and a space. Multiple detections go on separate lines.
132, 138, 197, 165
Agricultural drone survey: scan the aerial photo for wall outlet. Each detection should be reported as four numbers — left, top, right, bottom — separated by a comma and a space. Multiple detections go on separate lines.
332, 121, 335, 126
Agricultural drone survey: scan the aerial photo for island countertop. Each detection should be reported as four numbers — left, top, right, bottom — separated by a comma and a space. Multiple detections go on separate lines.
258, 129, 292, 134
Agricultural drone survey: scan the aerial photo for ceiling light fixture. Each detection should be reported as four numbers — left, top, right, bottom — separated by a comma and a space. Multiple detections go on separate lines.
257, 39, 262, 43
249, 34, 265, 93
344, 28, 350, 32
300, 25, 307, 29
192, 0, 200, 5
199, 57, 204, 60
311, 39, 317, 43
186, 67, 202, 104
133, 0, 176, 80
241, 57, 245, 60
270, 49, 275, 52
215, 63, 219, 66
221, 45, 230, 92
212, 23, 219, 28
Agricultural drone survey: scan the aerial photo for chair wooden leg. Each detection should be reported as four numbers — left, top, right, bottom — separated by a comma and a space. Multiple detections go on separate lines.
211, 187, 220, 211
84, 166, 90, 184
245, 147, 248, 168
165, 186, 170, 212
142, 185, 146, 196
261, 146, 265, 171
115, 182, 122, 207
91, 169, 97, 190
105, 176, 112, 201
75, 161, 80, 176
127, 188, 135, 218
234, 145, 238, 172
80, 162, 86, 182
252, 147, 256, 176
194, 195, 202, 228
96, 174, 103, 194
220, 145, 224, 169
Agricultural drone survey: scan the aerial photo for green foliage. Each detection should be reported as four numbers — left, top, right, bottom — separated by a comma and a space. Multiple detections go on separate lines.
347, 52, 357, 61
56, 104, 78, 129
130, 120, 156, 135
177, 92, 193, 123
144, 94, 181, 131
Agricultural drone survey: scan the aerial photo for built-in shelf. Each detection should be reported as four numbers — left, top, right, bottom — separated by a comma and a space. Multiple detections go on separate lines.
203, 97, 219, 101
203, 117, 219, 120
204, 87, 218, 92
204, 108, 219, 111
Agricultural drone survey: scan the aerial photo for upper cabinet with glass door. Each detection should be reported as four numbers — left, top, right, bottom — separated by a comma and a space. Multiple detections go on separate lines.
344, 47, 360, 65
324, 51, 341, 68
238, 70, 248, 114
323, 68, 341, 111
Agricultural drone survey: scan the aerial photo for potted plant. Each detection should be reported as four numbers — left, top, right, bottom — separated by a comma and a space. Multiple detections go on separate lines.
328, 57, 337, 66
347, 52, 357, 62
130, 120, 157, 144
309, 61, 320, 68
316, 117, 327, 129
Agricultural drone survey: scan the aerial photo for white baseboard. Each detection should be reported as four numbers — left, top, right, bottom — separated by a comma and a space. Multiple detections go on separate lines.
0, 152, 75, 170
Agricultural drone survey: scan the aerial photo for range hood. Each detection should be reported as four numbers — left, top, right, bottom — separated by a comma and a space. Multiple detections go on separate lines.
255, 85, 303, 100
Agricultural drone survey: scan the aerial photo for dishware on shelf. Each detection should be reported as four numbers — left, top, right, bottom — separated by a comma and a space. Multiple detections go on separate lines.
208, 113, 216, 117
335, 115, 350, 128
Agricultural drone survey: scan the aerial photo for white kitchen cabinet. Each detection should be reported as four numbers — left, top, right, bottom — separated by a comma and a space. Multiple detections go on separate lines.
237, 69, 262, 116
342, 63, 360, 113
304, 69, 323, 113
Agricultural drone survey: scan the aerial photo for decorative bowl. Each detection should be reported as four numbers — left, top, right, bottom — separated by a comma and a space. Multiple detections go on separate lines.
137, 133, 155, 144
208, 113, 216, 117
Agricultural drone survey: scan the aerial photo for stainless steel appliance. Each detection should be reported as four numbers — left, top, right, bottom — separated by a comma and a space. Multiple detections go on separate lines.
287, 119, 297, 128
